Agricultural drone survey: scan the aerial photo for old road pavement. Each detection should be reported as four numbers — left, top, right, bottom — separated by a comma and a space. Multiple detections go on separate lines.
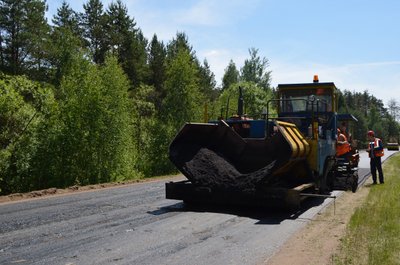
0, 150, 397, 265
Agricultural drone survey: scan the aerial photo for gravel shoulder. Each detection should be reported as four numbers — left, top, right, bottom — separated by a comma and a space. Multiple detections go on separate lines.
264, 179, 373, 265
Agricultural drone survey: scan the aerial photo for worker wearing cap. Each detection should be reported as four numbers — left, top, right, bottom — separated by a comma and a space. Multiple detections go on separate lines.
366, 130, 384, 184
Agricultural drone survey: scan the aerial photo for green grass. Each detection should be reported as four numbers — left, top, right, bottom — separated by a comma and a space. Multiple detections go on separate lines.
334, 153, 400, 265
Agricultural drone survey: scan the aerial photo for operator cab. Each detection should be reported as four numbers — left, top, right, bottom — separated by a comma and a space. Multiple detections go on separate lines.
279, 86, 333, 113
276, 80, 338, 138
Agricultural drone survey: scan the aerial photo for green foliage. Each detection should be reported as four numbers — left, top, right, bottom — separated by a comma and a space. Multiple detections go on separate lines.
144, 48, 205, 176
218, 81, 274, 119
387, 98, 400, 122
1, 0, 226, 192
240, 48, 272, 91
52, 54, 138, 187
82, 0, 108, 64
197, 59, 217, 101
129, 84, 156, 175
98, 56, 137, 179
52, 1, 82, 39
163, 49, 202, 128
0, 0, 27, 74
0, 0, 49, 78
106, 0, 136, 55
368, 106, 383, 136
222, 59, 239, 91
122, 30, 149, 88
0, 76, 34, 192
139, 121, 177, 176
166, 32, 195, 60
350, 110, 368, 147
0, 73, 57, 193
385, 115, 400, 142
47, 25, 83, 85
148, 34, 166, 110
23, 0, 50, 80
339, 89, 399, 147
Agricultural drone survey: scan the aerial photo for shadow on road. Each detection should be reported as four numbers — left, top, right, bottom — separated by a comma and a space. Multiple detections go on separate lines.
147, 151, 397, 226
148, 196, 329, 225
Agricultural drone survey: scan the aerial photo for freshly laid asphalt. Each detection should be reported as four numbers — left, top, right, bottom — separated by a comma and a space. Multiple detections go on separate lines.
0, 150, 397, 265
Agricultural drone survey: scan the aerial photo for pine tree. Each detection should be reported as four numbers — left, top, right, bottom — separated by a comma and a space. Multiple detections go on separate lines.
52, 1, 81, 37
105, 0, 148, 87
47, 27, 82, 86
82, 0, 108, 63
122, 29, 148, 88
387, 99, 400, 121
166, 32, 195, 60
0, 0, 25, 74
106, 0, 136, 57
222, 59, 239, 91
23, 0, 50, 79
197, 58, 217, 101
148, 34, 166, 110
240, 48, 271, 91
47, 1, 85, 85
0, 0, 50, 76
0, 30, 4, 70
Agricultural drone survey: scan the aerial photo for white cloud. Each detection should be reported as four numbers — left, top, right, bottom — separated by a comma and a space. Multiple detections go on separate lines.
126, 0, 263, 41
125, 6, 182, 41
174, 0, 262, 26
175, 1, 221, 26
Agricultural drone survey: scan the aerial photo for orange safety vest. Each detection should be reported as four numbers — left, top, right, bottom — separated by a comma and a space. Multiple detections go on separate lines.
336, 132, 351, 156
369, 138, 384, 157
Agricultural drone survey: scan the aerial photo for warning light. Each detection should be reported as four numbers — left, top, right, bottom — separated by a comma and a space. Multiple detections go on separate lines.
313, 75, 319, 83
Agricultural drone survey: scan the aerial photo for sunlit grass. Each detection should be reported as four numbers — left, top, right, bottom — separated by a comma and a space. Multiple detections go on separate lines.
334, 153, 400, 265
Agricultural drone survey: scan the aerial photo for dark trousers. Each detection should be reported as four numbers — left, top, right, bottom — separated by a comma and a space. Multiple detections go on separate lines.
370, 156, 384, 183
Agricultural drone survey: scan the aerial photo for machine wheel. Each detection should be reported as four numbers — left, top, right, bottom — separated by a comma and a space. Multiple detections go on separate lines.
326, 170, 335, 191
351, 172, 359, 193
320, 157, 336, 194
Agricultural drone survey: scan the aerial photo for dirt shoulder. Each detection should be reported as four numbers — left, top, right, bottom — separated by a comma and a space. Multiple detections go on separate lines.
0, 174, 184, 204
264, 178, 373, 265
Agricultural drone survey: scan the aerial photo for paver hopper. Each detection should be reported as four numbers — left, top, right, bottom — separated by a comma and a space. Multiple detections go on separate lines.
166, 119, 314, 208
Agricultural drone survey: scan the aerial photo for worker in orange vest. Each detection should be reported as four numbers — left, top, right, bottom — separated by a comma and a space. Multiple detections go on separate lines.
336, 123, 351, 158
366, 130, 384, 184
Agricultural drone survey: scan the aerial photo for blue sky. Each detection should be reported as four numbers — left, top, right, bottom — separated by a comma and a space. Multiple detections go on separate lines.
46, 0, 400, 106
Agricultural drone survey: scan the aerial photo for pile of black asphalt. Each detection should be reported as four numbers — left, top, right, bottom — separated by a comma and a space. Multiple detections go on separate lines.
175, 145, 275, 192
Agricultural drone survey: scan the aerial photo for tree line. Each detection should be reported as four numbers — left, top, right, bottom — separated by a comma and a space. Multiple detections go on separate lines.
0, 0, 274, 194
338, 90, 400, 147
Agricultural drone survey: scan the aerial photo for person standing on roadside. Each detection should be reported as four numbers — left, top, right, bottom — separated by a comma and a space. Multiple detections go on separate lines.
366, 130, 384, 184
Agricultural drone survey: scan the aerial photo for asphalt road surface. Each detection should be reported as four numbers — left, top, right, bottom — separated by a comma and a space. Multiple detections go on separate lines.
0, 150, 397, 265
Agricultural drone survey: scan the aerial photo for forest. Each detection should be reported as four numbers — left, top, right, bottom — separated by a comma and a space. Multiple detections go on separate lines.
0, 0, 399, 194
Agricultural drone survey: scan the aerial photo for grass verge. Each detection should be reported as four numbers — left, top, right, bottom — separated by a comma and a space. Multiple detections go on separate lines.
334, 153, 400, 265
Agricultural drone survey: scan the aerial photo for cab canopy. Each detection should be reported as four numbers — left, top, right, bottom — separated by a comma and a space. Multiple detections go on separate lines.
277, 82, 338, 114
